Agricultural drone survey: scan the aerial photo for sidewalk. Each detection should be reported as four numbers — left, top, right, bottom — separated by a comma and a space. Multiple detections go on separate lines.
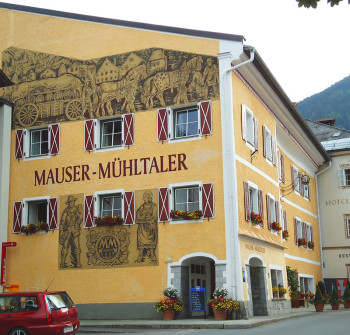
79, 304, 346, 331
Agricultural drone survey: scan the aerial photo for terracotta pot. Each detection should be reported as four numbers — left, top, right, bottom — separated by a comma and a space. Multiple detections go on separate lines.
291, 299, 299, 308
273, 293, 278, 299
299, 299, 305, 307
331, 302, 340, 310
344, 301, 350, 308
314, 302, 324, 312
213, 309, 227, 320
162, 310, 175, 320
279, 293, 285, 299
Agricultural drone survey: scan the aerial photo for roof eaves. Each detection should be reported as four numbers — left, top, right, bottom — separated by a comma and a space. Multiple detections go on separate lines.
0, 2, 245, 43
244, 47, 330, 164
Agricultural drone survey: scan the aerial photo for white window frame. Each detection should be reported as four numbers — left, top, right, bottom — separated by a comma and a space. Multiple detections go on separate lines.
299, 274, 314, 294
264, 126, 273, 163
292, 166, 300, 194
169, 181, 203, 224
277, 149, 282, 181
303, 183, 310, 200
346, 216, 350, 238
94, 189, 125, 221
270, 265, 284, 298
247, 181, 259, 224
338, 168, 350, 187
22, 196, 50, 227
169, 104, 201, 143
242, 105, 257, 149
268, 193, 277, 223
23, 127, 51, 161
306, 222, 312, 242
295, 217, 303, 239
281, 205, 286, 231
94, 117, 125, 152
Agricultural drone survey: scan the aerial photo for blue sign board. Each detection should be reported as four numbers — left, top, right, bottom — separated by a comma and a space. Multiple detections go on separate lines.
190, 286, 206, 313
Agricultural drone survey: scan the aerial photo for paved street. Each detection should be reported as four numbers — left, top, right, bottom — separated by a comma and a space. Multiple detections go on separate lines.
78, 308, 350, 334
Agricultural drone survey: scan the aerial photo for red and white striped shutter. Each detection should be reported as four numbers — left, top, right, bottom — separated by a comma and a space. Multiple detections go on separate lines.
202, 183, 214, 219
241, 106, 247, 141
283, 210, 287, 231
266, 195, 271, 229
271, 135, 276, 166
294, 218, 298, 244
84, 195, 95, 228
262, 125, 267, 157
123, 113, 135, 146
199, 101, 212, 136
254, 117, 259, 151
157, 108, 169, 142
310, 226, 314, 242
15, 129, 25, 160
158, 188, 169, 222
244, 182, 250, 221
84, 119, 96, 151
281, 155, 285, 183
48, 198, 58, 230
13, 201, 22, 233
258, 189, 264, 226
124, 191, 135, 225
49, 123, 60, 155
275, 201, 280, 223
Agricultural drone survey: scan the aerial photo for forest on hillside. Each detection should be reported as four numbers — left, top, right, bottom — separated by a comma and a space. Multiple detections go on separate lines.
297, 75, 350, 130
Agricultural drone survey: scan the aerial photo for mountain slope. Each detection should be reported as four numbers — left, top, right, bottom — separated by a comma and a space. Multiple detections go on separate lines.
297, 75, 350, 130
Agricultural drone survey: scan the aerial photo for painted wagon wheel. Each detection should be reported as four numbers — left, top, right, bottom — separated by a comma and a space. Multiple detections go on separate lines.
18, 103, 39, 127
65, 99, 83, 120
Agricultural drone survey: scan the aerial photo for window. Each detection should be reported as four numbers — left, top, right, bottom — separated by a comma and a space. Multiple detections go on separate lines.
299, 275, 314, 294
241, 105, 258, 150
157, 101, 212, 142
266, 194, 279, 230
30, 128, 49, 156
270, 268, 284, 298
292, 166, 300, 193
338, 168, 350, 187
13, 197, 58, 233
15, 124, 60, 160
84, 114, 134, 151
100, 194, 122, 217
264, 127, 272, 161
174, 106, 198, 139
244, 181, 264, 226
158, 182, 214, 223
304, 183, 310, 200
345, 216, 350, 238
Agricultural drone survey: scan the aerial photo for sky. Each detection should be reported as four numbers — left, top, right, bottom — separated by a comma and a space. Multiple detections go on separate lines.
2, 0, 350, 102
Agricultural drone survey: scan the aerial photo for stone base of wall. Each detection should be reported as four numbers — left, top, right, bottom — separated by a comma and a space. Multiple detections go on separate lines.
242, 299, 292, 318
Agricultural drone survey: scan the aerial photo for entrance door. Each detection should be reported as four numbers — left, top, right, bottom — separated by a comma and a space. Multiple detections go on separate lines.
250, 266, 267, 316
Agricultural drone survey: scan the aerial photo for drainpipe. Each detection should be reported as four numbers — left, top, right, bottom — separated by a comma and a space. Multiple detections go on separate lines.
315, 160, 332, 282
218, 45, 254, 302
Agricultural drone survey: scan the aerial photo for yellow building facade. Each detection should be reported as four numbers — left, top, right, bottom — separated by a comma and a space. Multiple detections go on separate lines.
0, 3, 329, 319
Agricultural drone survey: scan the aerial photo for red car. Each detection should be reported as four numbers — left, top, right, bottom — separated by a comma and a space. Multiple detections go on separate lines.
0, 291, 80, 335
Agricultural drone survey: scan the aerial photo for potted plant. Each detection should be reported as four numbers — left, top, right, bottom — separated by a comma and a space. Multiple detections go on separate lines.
271, 221, 282, 232
278, 285, 287, 299
282, 229, 289, 240
287, 266, 300, 308
313, 285, 326, 312
208, 288, 239, 320
251, 212, 263, 226
343, 284, 350, 308
297, 238, 307, 247
272, 286, 278, 299
170, 210, 202, 220
307, 241, 315, 250
154, 287, 184, 320
329, 286, 343, 310
20, 221, 49, 235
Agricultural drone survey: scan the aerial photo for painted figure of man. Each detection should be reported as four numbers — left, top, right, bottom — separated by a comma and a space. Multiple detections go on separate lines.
59, 196, 82, 268
135, 190, 158, 263
202, 58, 219, 98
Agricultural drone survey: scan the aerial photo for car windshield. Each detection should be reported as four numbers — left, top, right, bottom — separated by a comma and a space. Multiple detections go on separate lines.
46, 293, 74, 310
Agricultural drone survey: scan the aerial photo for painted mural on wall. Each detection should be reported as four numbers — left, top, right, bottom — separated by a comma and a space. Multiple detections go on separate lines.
1, 47, 219, 129
58, 190, 158, 270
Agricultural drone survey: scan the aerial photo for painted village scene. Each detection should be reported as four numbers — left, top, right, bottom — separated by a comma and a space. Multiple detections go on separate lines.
1, 47, 219, 129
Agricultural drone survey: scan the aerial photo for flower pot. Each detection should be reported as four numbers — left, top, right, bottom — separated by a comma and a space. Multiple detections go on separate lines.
273, 293, 278, 299
279, 293, 285, 299
291, 299, 299, 308
344, 301, 350, 308
314, 302, 324, 312
331, 302, 340, 310
162, 310, 175, 320
213, 309, 227, 320
299, 299, 305, 307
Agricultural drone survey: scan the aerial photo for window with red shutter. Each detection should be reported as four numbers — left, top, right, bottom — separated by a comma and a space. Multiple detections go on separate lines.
123, 114, 135, 146
157, 108, 169, 142
13, 202, 23, 233
158, 188, 169, 222
15, 129, 25, 160
48, 198, 58, 230
49, 124, 60, 155
202, 183, 214, 219
84, 195, 95, 228
199, 101, 212, 136
124, 191, 135, 225
84, 119, 96, 151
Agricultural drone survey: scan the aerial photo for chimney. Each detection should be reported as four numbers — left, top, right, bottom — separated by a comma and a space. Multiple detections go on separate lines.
317, 118, 335, 127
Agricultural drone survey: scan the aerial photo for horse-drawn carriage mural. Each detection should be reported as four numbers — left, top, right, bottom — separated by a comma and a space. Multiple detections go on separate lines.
1, 46, 219, 129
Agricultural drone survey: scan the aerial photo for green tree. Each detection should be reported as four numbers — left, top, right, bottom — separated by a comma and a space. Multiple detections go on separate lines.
296, 0, 348, 8
286, 266, 299, 299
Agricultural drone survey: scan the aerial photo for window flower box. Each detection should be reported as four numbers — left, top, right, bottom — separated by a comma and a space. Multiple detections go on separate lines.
251, 212, 263, 226
298, 238, 307, 247
170, 210, 202, 220
282, 229, 289, 239
94, 216, 124, 226
20, 221, 49, 235
308, 241, 315, 249
271, 221, 282, 232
